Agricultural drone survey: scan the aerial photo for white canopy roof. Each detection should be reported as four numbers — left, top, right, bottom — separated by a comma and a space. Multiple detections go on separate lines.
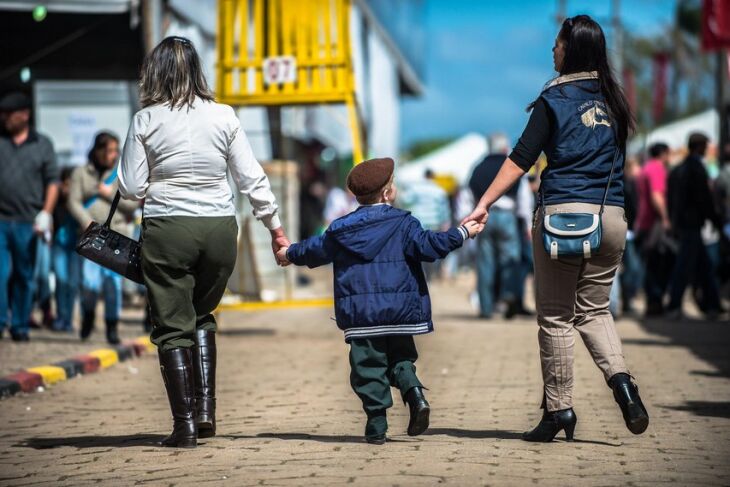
397, 133, 488, 186
630, 109, 718, 155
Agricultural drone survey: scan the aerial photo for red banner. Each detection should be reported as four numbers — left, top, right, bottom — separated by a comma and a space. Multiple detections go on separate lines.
702, 0, 730, 51
623, 68, 637, 118
653, 53, 669, 123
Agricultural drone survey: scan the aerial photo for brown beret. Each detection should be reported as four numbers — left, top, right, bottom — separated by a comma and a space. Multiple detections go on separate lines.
346, 157, 395, 197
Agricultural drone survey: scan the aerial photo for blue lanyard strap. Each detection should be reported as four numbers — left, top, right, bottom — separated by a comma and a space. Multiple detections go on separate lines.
83, 167, 118, 209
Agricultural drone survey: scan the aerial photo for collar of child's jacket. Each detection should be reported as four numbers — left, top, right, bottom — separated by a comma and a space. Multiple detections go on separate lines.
358, 202, 390, 208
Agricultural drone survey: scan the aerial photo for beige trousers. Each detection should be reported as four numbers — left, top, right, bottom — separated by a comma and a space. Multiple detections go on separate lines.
533, 203, 630, 411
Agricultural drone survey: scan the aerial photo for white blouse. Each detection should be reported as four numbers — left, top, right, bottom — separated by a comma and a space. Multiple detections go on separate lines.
118, 98, 281, 230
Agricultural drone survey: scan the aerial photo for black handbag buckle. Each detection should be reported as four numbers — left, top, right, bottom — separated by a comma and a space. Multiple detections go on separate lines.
91, 235, 106, 251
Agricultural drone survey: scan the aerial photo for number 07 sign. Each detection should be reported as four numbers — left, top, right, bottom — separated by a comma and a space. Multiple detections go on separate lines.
263, 56, 297, 85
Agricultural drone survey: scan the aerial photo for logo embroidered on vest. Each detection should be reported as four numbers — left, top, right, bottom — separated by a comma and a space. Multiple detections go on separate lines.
580, 102, 611, 129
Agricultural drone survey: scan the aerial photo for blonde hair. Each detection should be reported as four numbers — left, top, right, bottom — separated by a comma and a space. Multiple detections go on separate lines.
139, 36, 214, 109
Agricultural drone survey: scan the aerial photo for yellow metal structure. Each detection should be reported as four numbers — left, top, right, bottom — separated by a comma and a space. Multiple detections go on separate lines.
216, 0, 363, 162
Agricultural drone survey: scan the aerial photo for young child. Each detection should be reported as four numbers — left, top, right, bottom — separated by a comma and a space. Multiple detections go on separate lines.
277, 157, 480, 444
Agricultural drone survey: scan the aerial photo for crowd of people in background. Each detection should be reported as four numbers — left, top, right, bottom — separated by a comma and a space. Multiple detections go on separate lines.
0, 92, 146, 344
2, 87, 729, 346
461, 131, 730, 322
623, 133, 730, 320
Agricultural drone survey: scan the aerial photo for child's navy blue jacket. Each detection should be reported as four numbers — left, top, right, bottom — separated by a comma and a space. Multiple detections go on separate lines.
286, 204, 467, 342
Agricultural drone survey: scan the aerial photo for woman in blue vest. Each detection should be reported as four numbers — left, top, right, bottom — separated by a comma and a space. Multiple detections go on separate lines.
462, 15, 649, 442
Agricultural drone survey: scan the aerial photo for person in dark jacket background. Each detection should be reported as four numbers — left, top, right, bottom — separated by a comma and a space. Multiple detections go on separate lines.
279, 157, 479, 445
0, 92, 59, 342
667, 133, 722, 319
468, 133, 524, 319
619, 156, 643, 315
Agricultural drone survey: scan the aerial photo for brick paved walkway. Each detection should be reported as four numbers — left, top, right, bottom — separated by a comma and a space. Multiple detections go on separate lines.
1, 276, 728, 486
0, 312, 147, 378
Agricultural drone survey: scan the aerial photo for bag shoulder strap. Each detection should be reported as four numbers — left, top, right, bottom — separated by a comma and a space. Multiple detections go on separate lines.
599, 121, 623, 215
599, 145, 621, 215
538, 111, 623, 212
103, 191, 121, 228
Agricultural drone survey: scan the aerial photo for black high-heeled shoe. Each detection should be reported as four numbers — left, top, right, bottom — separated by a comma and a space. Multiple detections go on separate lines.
522, 408, 577, 442
609, 373, 649, 435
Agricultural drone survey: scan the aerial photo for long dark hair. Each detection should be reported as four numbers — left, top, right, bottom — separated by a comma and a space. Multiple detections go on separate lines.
88, 131, 119, 169
558, 15, 634, 143
139, 36, 214, 110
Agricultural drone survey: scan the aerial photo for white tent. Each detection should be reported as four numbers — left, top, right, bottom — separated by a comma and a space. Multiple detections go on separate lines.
630, 109, 718, 155
397, 132, 488, 186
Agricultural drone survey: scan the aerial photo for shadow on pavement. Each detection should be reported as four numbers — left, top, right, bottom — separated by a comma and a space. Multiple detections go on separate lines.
423, 428, 621, 446
636, 317, 730, 378
252, 433, 366, 443
659, 401, 730, 419
19, 434, 165, 449
422, 428, 523, 440
570, 438, 623, 447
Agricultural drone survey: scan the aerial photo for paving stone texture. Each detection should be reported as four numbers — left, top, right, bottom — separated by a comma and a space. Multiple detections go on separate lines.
1, 275, 729, 486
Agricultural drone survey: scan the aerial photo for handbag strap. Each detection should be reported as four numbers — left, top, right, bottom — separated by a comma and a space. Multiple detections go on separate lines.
103, 191, 121, 228
599, 145, 621, 216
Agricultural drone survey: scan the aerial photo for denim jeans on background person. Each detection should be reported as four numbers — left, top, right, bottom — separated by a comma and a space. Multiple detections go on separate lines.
619, 238, 643, 312
668, 230, 721, 313
0, 221, 36, 334
52, 241, 80, 330
33, 239, 52, 314
636, 230, 675, 315
692, 241, 722, 313
476, 208, 521, 317
517, 224, 534, 309
80, 258, 122, 322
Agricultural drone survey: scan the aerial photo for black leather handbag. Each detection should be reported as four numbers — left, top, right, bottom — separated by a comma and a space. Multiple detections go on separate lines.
76, 191, 144, 284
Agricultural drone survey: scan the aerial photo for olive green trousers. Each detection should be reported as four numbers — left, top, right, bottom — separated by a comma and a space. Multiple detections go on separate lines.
349, 335, 423, 437
141, 216, 238, 351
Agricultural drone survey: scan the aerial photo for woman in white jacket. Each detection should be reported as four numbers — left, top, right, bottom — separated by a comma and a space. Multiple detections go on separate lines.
119, 36, 290, 448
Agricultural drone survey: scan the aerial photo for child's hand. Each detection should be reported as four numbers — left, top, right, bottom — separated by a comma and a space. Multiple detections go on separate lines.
276, 246, 291, 266
463, 221, 482, 239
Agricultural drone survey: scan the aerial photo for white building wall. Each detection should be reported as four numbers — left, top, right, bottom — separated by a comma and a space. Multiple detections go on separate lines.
365, 27, 400, 158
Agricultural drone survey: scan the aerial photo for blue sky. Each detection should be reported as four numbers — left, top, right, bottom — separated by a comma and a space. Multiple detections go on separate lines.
399, 0, 677, 151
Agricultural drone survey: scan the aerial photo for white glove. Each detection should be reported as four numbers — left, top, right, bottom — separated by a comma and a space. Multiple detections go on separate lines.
33, 210, 52, 235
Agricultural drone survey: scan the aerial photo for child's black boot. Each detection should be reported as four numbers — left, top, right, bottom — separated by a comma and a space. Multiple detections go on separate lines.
365, 412, 387, 445
404, 386, 430, 436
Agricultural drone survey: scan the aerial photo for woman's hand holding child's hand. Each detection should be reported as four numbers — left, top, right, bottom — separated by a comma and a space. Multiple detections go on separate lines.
463, 220, 482, 238
276, 247, 291, 267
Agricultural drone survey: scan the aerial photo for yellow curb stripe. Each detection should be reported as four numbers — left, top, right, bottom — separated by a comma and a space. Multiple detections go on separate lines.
26, 366, 67, 386
88, 349, 119, 369
134, 336, 156, 352
216, 298, 334, 311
